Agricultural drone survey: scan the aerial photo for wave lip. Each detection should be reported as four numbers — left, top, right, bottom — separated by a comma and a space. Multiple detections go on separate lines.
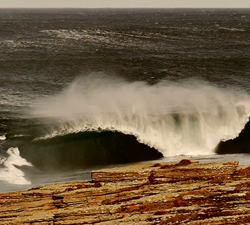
30, 75, 250, 157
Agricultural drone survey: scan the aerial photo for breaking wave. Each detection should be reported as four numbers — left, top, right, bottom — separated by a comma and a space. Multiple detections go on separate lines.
30, 74, 250, 157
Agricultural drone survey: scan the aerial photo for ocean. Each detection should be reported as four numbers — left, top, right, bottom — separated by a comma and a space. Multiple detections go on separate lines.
0, 8, 250, 192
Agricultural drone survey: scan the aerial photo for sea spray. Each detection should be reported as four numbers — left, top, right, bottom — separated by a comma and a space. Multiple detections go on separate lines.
30, 74, 250, 157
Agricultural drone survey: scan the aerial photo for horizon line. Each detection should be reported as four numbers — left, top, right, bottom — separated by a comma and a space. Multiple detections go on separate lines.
0, 7, 250, 9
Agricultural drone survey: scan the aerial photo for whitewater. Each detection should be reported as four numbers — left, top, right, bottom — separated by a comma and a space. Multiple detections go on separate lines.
30, 75, 250, 157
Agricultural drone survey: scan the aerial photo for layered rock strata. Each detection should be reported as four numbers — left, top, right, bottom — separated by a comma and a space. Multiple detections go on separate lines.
1, 160, 250, 224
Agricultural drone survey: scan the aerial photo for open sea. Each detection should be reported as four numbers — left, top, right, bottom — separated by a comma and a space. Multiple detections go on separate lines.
0, 8, 250, 192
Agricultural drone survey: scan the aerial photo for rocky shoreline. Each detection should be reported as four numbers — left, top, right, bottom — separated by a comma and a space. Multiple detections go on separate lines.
1, 159, 250, 224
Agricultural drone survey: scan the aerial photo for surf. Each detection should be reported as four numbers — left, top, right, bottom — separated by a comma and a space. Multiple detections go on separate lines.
0, 147, 32, 185
29, 74, 250, 157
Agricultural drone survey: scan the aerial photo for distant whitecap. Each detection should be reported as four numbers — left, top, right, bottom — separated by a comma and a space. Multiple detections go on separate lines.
0, 135, 6, 141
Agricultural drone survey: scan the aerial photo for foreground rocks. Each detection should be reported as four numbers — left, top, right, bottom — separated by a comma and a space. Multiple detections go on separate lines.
1, 160, 250, 224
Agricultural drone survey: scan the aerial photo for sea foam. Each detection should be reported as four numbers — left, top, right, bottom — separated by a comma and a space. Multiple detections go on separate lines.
0, 147, 32, 185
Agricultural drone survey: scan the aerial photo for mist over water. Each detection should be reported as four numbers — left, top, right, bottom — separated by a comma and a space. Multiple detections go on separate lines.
31, 74, 250, 157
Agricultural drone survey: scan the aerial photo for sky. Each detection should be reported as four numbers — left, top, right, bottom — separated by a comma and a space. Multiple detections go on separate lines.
0, 0, 249, 8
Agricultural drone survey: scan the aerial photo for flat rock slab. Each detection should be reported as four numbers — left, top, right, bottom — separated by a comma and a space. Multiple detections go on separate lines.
1, 160, 250, 224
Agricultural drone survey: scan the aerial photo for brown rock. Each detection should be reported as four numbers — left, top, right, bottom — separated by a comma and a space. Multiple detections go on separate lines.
0, 160, 250, 224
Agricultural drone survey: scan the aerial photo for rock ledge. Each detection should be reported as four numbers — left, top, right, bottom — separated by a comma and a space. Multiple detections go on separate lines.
1, 160, 250, 224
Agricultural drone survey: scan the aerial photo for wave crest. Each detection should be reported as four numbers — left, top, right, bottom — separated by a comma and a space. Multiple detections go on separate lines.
31, 74, 250, 157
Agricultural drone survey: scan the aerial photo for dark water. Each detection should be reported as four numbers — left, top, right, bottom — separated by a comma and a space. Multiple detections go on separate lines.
0, 9, 250, 192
